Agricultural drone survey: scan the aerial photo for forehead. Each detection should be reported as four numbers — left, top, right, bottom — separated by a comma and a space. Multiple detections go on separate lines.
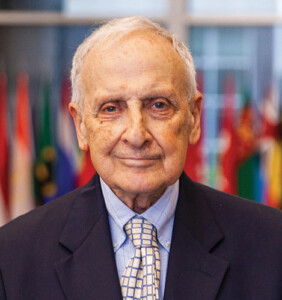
81, 30, 187, 97
91, 29, 179, 60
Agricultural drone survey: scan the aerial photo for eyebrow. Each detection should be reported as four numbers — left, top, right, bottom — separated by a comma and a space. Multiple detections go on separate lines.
96, 87, 178, 103
140, 86, 177, 99
140, 92, 176, 101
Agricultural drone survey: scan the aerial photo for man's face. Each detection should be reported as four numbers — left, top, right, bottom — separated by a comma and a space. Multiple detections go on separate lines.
70, 31, 202, 200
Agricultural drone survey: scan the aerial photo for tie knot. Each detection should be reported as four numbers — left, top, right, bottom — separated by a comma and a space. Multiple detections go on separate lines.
124, 217, 158, 249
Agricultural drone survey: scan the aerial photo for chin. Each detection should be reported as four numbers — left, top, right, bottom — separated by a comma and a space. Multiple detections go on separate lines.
113, 174, 170, 195
100, 167, 180, 195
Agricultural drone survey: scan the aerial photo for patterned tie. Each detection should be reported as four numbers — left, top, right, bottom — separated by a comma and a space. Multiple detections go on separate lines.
120, 217, 161, 300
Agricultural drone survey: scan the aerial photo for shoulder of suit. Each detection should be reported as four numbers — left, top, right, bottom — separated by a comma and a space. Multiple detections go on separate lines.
0, 185, 84, 244
193, 180, 282, 236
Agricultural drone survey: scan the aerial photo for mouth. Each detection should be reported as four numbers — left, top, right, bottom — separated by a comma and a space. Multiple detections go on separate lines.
119, 157, 159, 160
115, 156, 160, 167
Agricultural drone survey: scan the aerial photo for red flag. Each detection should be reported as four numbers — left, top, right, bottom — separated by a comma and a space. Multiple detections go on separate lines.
218, 76, 238, 195
236, 94, 257, 163
184, 71, 205, 182
76, 150, 96, 187
9, 73, 35, 218
0, 73, 10, 224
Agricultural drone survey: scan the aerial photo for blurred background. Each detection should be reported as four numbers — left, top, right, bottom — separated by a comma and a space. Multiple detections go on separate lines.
0, 0, 281, 225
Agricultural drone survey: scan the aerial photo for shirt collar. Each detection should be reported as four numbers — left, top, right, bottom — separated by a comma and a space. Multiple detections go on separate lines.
100, 177, 179, 252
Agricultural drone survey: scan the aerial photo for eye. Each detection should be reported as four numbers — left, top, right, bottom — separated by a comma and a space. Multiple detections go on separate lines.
150, 98, 170, 111
99, 100, 124, 119
147, 97, 174, 119
104, 105, 117, 112
152, 101, 166, 109
101, 101, 121, 113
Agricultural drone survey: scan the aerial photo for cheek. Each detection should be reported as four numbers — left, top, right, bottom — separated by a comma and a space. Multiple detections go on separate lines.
84, 117, 122, 154
156, 116, 189, 150
165, 119, 189, 167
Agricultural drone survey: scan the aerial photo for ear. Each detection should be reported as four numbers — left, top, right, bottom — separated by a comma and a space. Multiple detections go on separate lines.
69, 103, 89, 151
188, 92, 203, 145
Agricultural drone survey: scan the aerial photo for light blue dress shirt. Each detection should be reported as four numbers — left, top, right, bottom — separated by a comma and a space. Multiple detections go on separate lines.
100, 177, 179, 300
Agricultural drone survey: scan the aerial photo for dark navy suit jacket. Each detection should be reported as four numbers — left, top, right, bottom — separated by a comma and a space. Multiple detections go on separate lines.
1, 173, 282, 299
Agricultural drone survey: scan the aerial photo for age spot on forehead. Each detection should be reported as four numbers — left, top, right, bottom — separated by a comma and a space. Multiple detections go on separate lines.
119, 84, 127, 91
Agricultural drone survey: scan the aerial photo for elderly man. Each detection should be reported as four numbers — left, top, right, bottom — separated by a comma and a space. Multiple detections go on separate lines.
1, 17, 282, 300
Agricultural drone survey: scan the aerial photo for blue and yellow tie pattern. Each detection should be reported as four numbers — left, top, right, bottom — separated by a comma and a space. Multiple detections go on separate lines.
120, 217, 160, 300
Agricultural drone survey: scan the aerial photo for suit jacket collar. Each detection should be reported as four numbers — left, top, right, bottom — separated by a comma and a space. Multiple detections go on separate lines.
55, 173, 228, 300
164, 173, 228, 300
55, 173, 123, 300
176, 172, 224, 252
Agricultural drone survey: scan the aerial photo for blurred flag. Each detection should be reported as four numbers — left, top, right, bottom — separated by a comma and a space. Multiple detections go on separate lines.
236, 92, 259, 201
76, 150, 95, 187
0, 73, 10, 225
266, 136, 282, 207
34, 81, 57, 204
56, 77, 78, 196
217, 76, 238, 195
184, 71, 205, 183
9, 73, 35, 218
259, 86, 281, 207
0, 192, 7, 226
261, 86, 279, 139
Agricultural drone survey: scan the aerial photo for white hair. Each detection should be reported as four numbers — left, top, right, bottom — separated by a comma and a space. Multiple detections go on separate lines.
70, 16, 197, 108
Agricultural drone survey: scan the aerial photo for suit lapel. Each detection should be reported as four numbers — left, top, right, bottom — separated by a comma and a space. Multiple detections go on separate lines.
164, 173, 229, 300
55, 174, 122, 300
54, 173, 228, 299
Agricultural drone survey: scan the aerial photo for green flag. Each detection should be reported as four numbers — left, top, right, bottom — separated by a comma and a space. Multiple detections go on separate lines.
236, 92, 258, 201
34, 81, 57, 204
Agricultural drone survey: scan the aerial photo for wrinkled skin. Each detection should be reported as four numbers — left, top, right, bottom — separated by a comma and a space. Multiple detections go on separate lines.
69, 30, 202, 213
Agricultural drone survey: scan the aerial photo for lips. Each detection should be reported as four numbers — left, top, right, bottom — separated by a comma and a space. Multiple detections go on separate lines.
116, 153, 161, 160
118, 157, 159, 160
115, 155, 161, 167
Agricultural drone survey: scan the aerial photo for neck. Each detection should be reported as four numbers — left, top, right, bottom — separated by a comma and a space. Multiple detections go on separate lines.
112, 188, 166, 214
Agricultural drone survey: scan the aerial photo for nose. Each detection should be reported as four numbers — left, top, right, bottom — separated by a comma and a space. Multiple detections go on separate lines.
121, 108, 152, 148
